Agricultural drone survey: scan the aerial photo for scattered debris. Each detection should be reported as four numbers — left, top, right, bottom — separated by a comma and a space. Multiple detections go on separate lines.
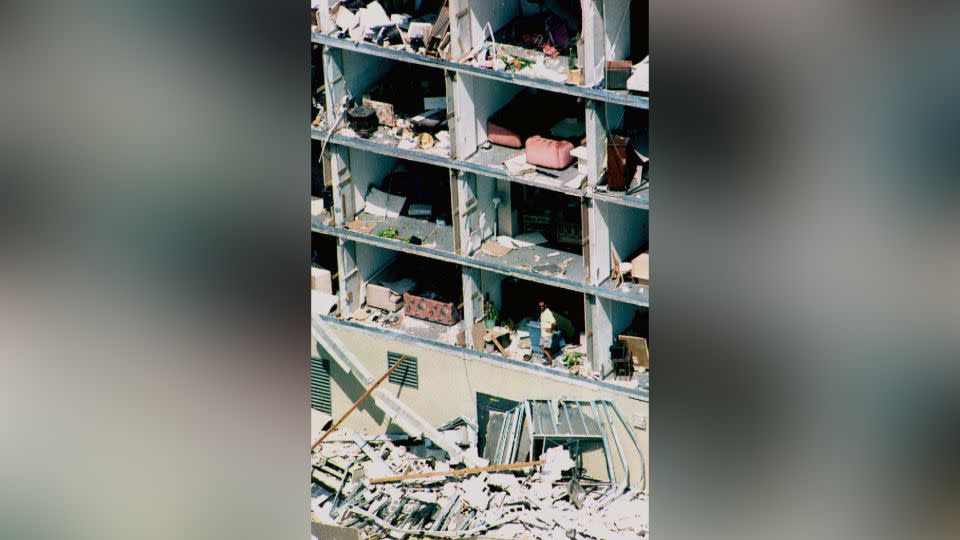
503, 153, 536, 176
312, 402, 649, 540
346, 220, 377, 235
320, 0, 452, 59
480, 239, 514, 258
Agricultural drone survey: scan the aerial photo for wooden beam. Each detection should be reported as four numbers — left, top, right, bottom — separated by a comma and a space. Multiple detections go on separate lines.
312, 355, 407, 450
370, 459, 545, 484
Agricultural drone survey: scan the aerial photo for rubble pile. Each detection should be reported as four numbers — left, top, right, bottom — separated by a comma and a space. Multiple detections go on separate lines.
312, 0, 453, 59
312, 431, 649, 539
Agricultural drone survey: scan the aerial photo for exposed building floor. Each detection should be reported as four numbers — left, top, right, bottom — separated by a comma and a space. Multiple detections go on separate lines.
595, 276, 648, 299
592, 177, 650, 208
467, 142, 585, 191
347, 211, 456, 253
475, 323, 649, 391
336, 125, 453, 159
474, 241, 587, 283
343, 302, 463, 346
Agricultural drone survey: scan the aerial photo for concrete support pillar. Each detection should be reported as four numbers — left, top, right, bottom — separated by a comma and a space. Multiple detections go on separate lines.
462, 267, 483, 348
336, 239, 361, 316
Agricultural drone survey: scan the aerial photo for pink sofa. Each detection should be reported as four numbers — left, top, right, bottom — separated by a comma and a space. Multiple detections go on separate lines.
525, 136, 575, 170
487, 120, 524, 148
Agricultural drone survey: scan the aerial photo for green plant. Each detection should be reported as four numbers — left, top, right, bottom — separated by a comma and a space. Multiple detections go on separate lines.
501, 54, 533, 71
484, 300, 499, 323
375, 228, 400, 239
561, 351, 584, 368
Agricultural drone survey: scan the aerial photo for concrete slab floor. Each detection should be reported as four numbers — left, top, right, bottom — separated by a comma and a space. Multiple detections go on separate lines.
468, 142, 584, 190
349, 212, 456, 253
343, 303, 464, 345
475, 242, 587, 283
336, 125, 453, 159
595, 276, 648, 299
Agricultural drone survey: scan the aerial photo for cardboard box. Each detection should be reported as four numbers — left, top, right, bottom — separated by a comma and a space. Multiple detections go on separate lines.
311, 267, 333, 293
630, 253, 649, 285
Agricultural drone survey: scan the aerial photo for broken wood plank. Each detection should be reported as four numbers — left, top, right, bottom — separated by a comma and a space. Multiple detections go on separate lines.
370, 459, 545, 484
312, 355, 408, 450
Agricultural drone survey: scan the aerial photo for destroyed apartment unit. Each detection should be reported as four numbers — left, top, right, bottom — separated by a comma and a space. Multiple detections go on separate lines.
314, 151, 457, 256
342, 248, 467, 344
312, 47, 453, 155
463, 84, 589, 193
593, 103, 649, 200
311, 0, 649, 103
473, 182, 587, 282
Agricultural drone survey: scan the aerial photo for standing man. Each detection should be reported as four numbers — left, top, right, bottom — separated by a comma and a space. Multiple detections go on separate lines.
538, 300, 562, 365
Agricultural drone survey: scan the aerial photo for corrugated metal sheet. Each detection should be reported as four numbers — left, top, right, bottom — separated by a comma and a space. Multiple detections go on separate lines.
387, 352, 418, 389
310, 356, 332, 414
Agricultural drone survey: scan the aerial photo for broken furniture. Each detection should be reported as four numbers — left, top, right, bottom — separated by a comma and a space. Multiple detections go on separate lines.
610, 343, 633, 379
605, 60, 634, 90
607, 133, 639, 191
483, 327, 512, 355
425, 0, 449, 55
630, 252, 649, 285
403, 289, 461, 326
365, 258, 416, 312
619, 334, 650, 370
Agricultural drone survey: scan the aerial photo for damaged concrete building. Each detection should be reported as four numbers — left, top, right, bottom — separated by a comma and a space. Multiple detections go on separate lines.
310, 1, 649, 537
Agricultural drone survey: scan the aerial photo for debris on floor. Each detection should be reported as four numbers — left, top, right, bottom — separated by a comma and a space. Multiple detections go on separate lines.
312, 401, 649, 539
316, 0, 453, 59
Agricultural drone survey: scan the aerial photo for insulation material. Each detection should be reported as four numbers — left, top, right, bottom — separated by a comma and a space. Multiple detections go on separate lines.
509, 232, 548, 248
363, 186, 406, 218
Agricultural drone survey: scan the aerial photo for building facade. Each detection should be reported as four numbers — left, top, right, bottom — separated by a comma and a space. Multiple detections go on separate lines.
310, 0, 649, 486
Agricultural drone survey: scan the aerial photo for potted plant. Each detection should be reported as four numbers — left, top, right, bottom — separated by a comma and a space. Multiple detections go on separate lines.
483, 300, 499, 330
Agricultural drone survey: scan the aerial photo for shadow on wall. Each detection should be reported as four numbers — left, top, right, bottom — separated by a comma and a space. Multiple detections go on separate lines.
318, 345, 389, 426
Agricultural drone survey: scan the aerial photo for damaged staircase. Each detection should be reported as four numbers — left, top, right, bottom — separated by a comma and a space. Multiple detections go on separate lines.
312, 316, 485, 466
